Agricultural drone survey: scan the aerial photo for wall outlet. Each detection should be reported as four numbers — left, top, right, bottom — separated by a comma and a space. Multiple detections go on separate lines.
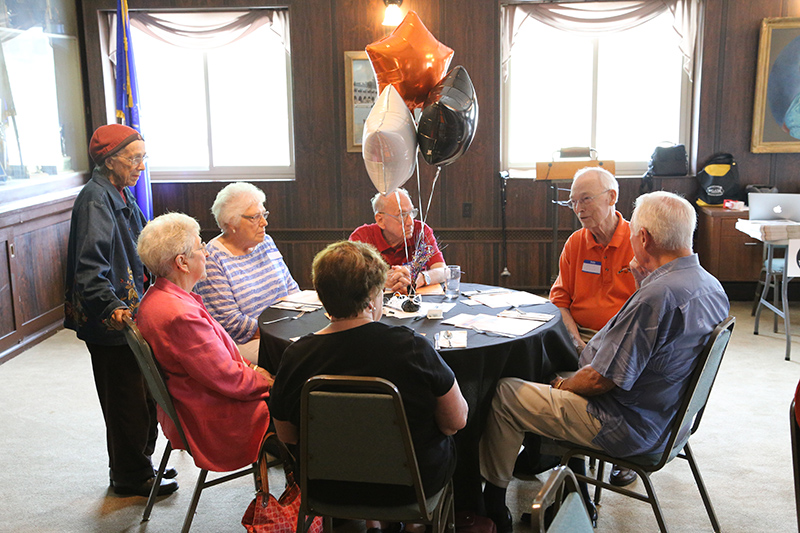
462, 202, 472, 218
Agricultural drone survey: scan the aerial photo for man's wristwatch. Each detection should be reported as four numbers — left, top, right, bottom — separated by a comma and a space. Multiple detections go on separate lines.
422, 271, 431, 286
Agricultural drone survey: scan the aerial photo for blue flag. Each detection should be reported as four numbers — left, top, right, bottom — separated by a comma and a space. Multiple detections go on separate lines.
115, 0, 153, 220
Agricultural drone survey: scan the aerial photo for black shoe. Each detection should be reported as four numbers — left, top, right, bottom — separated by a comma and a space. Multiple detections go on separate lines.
609, 465, 637, 487
113, 476, 179, 497
110, 467, 177, 487
486, 507, 512, 533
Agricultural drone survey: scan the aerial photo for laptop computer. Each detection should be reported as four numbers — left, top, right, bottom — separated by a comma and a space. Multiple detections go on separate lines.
748, 193, 800, 221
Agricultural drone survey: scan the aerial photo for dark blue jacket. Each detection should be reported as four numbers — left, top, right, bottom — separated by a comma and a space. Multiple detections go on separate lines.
64, 168, 147, 345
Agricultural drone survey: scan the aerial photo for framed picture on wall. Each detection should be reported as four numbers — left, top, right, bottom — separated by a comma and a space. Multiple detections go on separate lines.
345, 51, 378, 153
752, 17, 800, 153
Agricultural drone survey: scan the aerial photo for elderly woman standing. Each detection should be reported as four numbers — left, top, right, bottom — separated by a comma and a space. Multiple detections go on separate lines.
136, 213, 272, 472
194, 182, 299, 364
271, 240, 467, 514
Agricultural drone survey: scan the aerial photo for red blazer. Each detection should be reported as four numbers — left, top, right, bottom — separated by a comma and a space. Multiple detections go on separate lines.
137, 277, 271, 472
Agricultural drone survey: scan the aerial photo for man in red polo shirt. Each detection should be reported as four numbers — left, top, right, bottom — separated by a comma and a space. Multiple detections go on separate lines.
350, 188, 446, 293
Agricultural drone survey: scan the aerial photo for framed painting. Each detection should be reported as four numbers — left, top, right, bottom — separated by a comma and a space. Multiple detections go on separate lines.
752, 17, 800, 153
344, 51, 378, 153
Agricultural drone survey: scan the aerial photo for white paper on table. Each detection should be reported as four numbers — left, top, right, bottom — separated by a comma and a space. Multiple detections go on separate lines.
279, 290, 322, 307
498, 309, 555, 322
442, 313, 544, 337
470, 290, 549, 308
461, 288, 509, 297
271, 301, 320, 312
460, 299, 482, 306
384, 301, 456, 319
435, 330, 468, 349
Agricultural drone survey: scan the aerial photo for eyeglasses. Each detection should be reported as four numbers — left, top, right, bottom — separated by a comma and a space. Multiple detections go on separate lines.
116, 154, 148, 166
241, 211, 269, 223
194, 241, 207, 253
562, 189, 612, 210
379, 208, 418, 221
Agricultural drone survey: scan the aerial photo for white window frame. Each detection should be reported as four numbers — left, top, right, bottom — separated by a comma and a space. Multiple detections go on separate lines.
500, 5, 695, 178
101, 9, 295, 183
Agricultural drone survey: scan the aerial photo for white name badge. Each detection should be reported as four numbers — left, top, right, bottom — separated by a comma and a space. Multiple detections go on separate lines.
582, 260, 602, 275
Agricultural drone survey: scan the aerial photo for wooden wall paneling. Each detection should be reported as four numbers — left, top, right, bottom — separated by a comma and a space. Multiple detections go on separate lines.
290, 0, 339, 229
439, 0, 500, 229
0, 237, 14, 343
439, 241, 496, 289
14, 222, 71, 326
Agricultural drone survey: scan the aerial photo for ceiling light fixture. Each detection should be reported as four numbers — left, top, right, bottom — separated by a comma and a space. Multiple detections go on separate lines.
382, 0, 404, 27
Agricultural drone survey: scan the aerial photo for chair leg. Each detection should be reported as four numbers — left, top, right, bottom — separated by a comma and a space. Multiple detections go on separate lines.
143, 443, 172, 522
773, 272, 781, 334
181, 469, 208, 533
593, 460, 606, 504
782, 271, 792, 361
683, 443, 721, 532
755, 268, 772, 335
634, 470, 669, 533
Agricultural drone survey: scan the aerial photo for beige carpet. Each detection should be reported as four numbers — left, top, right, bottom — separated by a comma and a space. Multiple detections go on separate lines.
0, 301, 798, 533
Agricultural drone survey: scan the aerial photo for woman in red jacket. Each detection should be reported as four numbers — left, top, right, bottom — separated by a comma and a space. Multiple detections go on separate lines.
136, 212, 272, 472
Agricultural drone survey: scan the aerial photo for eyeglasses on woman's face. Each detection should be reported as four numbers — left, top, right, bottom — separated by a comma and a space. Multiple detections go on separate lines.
115, 154, 148, 167
240, 211, 269, 223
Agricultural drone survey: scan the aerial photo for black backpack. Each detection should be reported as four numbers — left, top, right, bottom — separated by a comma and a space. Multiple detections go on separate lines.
695, 153, 741, 205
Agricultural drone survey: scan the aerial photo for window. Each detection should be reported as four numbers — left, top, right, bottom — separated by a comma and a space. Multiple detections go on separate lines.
502, 6, 692, 176
108, 11, 293, 181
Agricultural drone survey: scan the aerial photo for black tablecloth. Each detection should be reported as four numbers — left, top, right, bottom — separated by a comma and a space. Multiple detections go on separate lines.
258, 283, 579, 512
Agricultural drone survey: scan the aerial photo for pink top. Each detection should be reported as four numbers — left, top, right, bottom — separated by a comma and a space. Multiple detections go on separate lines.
137, 277, 271, 472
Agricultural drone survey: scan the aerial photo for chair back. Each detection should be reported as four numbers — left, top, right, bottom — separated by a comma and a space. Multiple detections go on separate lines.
122, 315, 192, 454
299, 375, 431, 519
654, 316, 735, 468
791, 399, 800, 533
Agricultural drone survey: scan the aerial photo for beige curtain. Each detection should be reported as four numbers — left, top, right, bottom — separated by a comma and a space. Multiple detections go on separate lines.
502, 0, 700, 80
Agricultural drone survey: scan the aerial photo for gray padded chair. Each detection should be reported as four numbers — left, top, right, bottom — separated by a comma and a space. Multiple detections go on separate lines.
296, 375, 455, 533
122, 316, 273, 533
558, 316, 735, 533
530, 465, 593, 533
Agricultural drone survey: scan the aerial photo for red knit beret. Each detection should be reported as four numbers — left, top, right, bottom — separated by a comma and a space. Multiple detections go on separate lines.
89, 124, 144, 164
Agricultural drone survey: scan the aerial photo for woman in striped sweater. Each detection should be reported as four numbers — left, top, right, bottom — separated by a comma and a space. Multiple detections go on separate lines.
195, 182, 299, 363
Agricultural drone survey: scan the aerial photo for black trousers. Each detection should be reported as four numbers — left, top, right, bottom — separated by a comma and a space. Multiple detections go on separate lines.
87, 342, 158, 485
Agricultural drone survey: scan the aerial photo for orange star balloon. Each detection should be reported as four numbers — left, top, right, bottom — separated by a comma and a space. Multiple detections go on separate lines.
366, 11, 454, 111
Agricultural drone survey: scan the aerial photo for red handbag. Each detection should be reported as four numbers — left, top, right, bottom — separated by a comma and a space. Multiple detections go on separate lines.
242, 433, 323, 533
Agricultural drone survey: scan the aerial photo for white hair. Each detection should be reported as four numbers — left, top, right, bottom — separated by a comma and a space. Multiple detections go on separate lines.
137, 212, 200, 278
370, 188, 411, 215
211, 182, 266, 232
630, 191, 696, 251
573, 166, 619, 198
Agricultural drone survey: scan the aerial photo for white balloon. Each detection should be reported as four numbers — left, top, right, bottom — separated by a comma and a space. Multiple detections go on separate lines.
362, 85, 418, 194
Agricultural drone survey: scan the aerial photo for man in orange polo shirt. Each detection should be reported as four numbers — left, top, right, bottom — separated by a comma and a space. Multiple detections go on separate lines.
550, 167, 637, 353
516, 167, 639, 489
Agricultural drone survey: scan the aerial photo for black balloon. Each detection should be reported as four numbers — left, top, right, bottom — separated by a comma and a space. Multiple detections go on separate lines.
417, 65, 479, 167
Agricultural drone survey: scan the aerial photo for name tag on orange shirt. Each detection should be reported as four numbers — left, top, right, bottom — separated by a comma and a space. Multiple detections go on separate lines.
581, 260, 601, 275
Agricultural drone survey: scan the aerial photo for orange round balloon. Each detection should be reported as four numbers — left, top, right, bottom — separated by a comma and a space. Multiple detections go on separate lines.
366, 11, 454, 111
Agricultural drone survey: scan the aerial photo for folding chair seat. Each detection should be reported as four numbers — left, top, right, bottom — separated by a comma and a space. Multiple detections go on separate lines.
557, 316, 735, 532
297, 375, 455, 533
122, 316, 278, 533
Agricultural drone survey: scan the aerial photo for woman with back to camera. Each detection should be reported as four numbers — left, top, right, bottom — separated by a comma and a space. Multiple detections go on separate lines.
194, 182, 299, 364
136, 212, 272, 472
270, 240, 468, 532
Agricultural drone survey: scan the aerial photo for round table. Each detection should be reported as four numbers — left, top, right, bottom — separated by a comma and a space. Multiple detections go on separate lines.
258, 283, 579, 512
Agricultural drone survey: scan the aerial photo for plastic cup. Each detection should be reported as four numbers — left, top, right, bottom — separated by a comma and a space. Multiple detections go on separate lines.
445, 265, 461, 299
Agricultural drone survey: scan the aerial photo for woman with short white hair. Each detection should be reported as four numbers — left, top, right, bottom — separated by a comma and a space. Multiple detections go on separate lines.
136, 212, 272, 473
194, 182, 299, 364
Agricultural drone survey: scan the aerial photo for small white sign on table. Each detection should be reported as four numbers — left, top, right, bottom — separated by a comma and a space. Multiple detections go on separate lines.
788, 239, 800, 277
